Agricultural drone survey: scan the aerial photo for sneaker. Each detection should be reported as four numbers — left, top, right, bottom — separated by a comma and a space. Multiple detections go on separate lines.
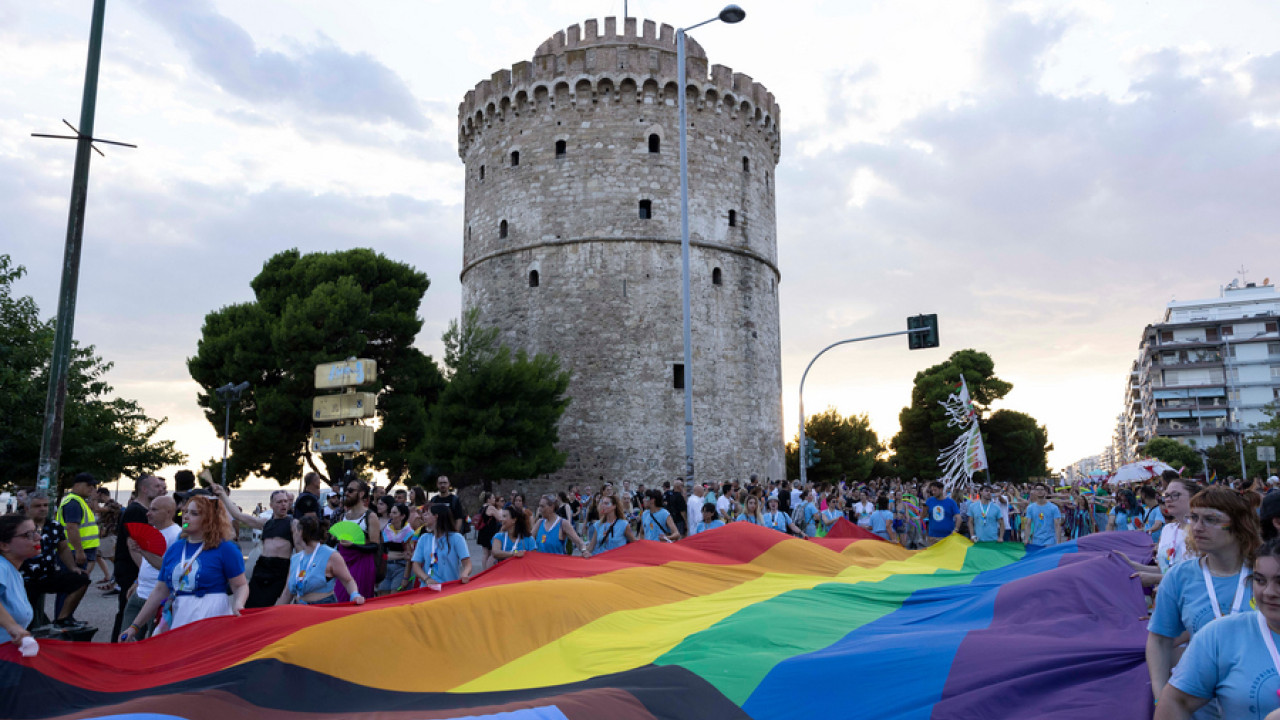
102, 586, 120, 596
54, 617, 82, 628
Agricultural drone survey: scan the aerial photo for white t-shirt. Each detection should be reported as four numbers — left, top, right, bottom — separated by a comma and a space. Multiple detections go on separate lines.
687, 495, 706, 527
852, 502, 874, 527
716, 495, 732, 517
136, 524, 183, 599
1156, 522, 1191, 574
790, 489, 802, 507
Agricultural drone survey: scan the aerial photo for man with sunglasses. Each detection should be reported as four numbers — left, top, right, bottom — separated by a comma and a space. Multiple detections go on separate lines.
19, 491, 90, 627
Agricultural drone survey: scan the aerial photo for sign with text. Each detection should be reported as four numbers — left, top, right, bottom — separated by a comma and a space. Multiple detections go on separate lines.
314, 359, 377, 389
311, 425, 375, 453
1260, 446, 1277, 462
312, 392, 377, 422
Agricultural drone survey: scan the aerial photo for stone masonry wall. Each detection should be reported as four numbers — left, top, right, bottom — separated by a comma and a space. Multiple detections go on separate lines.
457, 17, 784, 486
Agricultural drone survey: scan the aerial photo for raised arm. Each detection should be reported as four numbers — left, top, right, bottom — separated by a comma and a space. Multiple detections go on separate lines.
211, 484, 265, 529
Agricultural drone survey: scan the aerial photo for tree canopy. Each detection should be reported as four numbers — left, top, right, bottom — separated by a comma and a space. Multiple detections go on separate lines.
982, 409, 1052, 482
424, 309, 571, 486
889, 349, 1013, 480
1141, 437, 1203, 476
187, 248, 444, 487
785, 408, 883, 484
0, 255, 184, 490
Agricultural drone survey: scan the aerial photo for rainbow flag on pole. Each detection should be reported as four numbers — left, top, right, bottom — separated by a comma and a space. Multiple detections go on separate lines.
0, 523, 1152, 720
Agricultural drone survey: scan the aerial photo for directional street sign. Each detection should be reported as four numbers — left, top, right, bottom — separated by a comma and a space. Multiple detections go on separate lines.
312, 425, 375, 453
312, 392, 377, 422
1260, 446, 1277, 462
314, 358, 377, 390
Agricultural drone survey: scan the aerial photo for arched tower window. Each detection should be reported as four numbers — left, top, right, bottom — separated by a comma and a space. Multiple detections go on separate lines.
479, 165, 485, 180
555, 140, 567, 157
649, 134, 661, 153
529, 270, 540, 288
511, 151, 520, 166
499, 220, 508, 239
728, 210, 737, 227
712, 267, 722, 285
638, 200, 652, 219
742, 156, 749, 173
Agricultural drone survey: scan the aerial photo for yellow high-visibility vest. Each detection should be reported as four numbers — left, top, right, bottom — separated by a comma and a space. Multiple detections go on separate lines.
57, 493, 100, 550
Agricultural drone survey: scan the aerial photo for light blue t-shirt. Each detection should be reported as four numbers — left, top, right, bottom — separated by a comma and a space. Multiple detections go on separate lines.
1135, 506, 1165, 535
641, 509, 672, 541
693, 519, 724, 535
1110, 507, 1136, 531
1170, 611, 1280, 720
763, 511, 790, 534
592, 519, 629, 552
820, 509, 842, 529
968, 501, 1004, 542
1150, 558, 1254, 638
492, 531, 537, 555
0, 557, 33, 642
869, 510, 894, 539
1025, 502, 1061, 545
797, 502, 819, 537
412, 532, 470, 583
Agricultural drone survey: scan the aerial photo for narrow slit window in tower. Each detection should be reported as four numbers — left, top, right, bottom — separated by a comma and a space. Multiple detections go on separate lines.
639, 199, 652, 219
712, 267, 722, 285
649, 134, 661, 153
479, 165, 485, 180
728, 210, 737, 227
499, 220, 508, 239
673, 364, 685, 389
511, 151, 520, 166
555, 140, 567, 157
742, 156, 749, 173
529, 270, 540, 288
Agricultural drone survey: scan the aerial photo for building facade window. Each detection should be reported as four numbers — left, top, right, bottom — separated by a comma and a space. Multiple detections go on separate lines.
639, 200, 652, 219
1267, 321, 1279, 334
728, 210, 737, 227
649, 134, 661, 153
673, 363, 685, 389
499, 220, 508, 239
742, 156, 749, 172
555, 140, 567, 157
529, 270, 540, 288
479, 165, 485, 180
511, 151, 520, 166
1206, 327, 1219, 341
1222, 325, 1234, 337
712, 267, 722, 285
1160, 331, 1174, 343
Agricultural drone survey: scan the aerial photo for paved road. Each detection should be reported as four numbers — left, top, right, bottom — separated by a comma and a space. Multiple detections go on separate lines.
36, 533, 491, 643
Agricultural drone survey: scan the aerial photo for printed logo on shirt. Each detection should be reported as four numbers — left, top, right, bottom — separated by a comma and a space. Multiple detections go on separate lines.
931, 505, 945, 522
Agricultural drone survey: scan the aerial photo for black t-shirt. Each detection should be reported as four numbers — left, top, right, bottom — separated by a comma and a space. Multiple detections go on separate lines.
432, 493, 466, 530
114, 501, 149, 585
664, 491, 686, 524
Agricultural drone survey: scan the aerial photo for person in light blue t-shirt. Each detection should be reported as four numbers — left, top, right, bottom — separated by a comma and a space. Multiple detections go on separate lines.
692, 504, 725, 536
0, 515, 39, 644
640, 490, 680, 542
1156, 537, 1280, 720
1149, 487, 1260, 711
967, 487, 1005, 543
1022, 483, 1062, 546
411, 504, 472, 585
868, 497, 897, 543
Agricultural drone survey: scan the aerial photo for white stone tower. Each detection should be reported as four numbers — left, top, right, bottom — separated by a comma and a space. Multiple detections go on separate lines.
457, 17, 783, 484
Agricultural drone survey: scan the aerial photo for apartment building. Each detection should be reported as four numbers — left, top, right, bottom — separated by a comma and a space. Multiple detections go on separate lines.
1134, 281, 1279, 450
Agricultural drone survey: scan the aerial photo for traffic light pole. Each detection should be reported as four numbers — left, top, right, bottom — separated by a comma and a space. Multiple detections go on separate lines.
797, 328, 931, 487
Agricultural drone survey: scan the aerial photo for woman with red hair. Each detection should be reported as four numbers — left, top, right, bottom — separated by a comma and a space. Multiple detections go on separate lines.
119, 494, 248, 640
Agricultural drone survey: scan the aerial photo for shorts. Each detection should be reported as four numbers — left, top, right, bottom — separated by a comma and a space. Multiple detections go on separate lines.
27, 570, 91, 595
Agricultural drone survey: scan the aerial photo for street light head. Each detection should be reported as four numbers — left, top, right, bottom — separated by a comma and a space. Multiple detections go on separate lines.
719, 4, 746, 23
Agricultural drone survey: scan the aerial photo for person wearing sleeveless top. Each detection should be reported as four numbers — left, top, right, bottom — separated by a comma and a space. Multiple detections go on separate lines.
736, 495, 764, 526
492, 507, 537, 560
587, 496, 634, 556
213, 485, 294, 608
534, 495, 588, 556
640, 490, 680, 543
277, 516, 363, 605
335, 480, 381, 602
377, 504, 415, 595
1148, 487, 1260, 712
475, 492, 501, 570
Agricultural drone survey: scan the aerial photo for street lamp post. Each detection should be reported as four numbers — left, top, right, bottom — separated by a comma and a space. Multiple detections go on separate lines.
677, 4, 745, 483
216, 381, 251, 487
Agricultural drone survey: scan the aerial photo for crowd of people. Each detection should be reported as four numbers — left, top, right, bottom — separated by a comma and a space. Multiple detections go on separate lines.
7, 467, 1280, 717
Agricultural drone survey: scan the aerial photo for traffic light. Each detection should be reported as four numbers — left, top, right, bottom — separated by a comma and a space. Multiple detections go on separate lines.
908, 314, 939, 350
805, 437, 821, 468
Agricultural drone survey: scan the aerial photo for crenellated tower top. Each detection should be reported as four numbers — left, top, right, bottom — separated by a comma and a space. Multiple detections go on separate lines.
457, 16, 781, 162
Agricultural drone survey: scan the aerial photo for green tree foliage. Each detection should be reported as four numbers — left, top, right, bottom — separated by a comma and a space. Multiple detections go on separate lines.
1202, 406, 1280, 480
890, 349, 1013, 479
784, 408, 883, 483
982, 409, 1052, 482
1141, 437, 1203, 476
0, 255, 184, 490
424, 309, 571, 487
187, 249, 444, 487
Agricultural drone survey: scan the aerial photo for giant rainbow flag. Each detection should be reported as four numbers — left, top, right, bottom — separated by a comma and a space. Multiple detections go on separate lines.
1, 522, 1152, 719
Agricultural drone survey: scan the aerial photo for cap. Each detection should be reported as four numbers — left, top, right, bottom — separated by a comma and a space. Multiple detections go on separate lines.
73, 472, 99, 486
1269, 476, 1280, 486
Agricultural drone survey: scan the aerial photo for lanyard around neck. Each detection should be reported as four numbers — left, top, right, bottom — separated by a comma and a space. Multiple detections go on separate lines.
1202, 558, 1249, 619
1256, 613, 1280, 693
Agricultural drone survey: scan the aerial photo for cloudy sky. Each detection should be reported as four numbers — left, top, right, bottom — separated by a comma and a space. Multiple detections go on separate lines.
3, 0, 1278, 487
